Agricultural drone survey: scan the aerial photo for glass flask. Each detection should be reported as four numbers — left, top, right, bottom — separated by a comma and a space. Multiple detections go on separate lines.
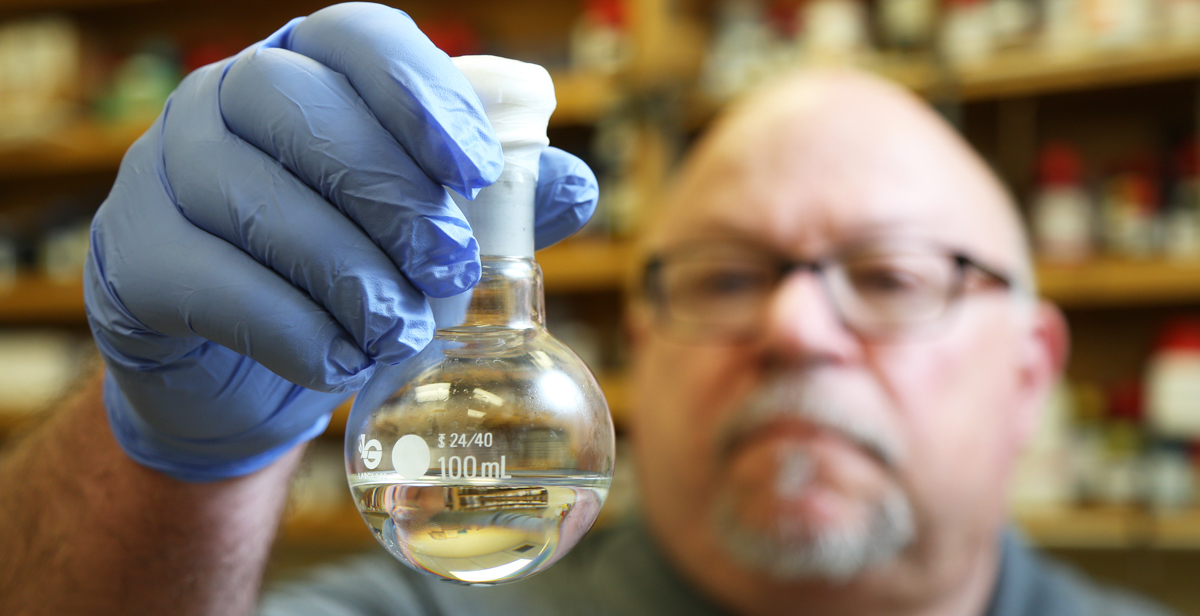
344, 55, 616, 586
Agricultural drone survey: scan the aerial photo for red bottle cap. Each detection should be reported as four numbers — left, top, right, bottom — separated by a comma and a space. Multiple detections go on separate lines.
423, 18, 481, 57
1038, 142, 1082, 187
1175, 140, 1199, 179
1108, 379, 1143, 422
1157, 318, 1200, 353
585, 0, 626, 28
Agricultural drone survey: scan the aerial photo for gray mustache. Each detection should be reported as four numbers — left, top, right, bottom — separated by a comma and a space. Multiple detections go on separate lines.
717, 374, 904, 469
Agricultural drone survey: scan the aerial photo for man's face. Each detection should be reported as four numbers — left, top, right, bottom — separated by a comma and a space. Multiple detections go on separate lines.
629, 74, 1063, 597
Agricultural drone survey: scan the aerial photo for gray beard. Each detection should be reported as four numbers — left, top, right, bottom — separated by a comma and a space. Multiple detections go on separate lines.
710, 371, 917, 581
712, 477, 915, 582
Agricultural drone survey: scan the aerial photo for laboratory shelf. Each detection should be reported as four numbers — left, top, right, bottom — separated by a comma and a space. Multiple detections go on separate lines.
688, 43, 1200, 128
683, 57, 935, 129
0, 72, 618, 181
0, 0, 150, 12
595, 372, 630, 426
1014, 506, 1200, 550
537, 238, 636, 293
9, 255, 1200, 327
0, 120, 149, 181
0, 239, 634, 327
11, 255, 1200, 328
1150, 510, 1200, 549
0, 274, 86, 324
953, 43, 1200, 101
276, 503, 1200, 551
1015, 506, 1145, 549
1036, 258, 1200, 309
0, 373, 625, 447
280, 505, 377, 548
0, 410, 36, 439
549, 71, 622, 126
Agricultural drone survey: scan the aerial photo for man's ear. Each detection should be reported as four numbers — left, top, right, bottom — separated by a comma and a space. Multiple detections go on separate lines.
1013, 300, 1070, 446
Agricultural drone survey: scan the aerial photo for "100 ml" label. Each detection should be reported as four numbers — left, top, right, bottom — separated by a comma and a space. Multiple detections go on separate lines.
437, 454, 512, 479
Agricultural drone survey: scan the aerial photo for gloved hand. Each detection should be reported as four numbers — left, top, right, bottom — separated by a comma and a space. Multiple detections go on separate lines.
84, 2, 598, 483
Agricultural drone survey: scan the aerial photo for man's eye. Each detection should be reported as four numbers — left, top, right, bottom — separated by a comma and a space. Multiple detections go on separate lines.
696, 272, 758, 294
851, 267, 925, 294
678, 269, 767, 299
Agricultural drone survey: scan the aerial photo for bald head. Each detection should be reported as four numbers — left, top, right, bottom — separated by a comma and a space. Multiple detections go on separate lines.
654, 69, 1031, 288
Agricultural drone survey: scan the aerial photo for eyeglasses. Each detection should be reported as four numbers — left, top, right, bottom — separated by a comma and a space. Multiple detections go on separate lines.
642, 239, 1014, 342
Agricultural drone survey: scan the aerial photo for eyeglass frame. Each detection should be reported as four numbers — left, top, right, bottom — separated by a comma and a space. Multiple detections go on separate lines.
641, 238, 1019, 342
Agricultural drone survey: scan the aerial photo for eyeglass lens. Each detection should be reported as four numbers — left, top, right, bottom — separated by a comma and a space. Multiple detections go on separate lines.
654, 243, 962, 339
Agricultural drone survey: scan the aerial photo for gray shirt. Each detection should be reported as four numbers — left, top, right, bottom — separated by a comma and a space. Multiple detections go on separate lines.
261, 517, 1175, 616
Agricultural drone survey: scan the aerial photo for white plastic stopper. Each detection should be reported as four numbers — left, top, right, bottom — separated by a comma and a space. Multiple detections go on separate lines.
451, 55, 556, 178
448, 55, 556, 258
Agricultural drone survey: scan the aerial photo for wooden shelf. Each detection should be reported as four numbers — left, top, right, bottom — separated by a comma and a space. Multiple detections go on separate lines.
0, 373, 627, 439
0, 240, 633, 328
0, 274, 86, 324
596, 372, 629, 426
954, 43, 1200, 101
550, 71, 621, 126
1151, 510, 1200, 549
691, 43, 1200, 127
0, 120, 150, 181
0, 409, 38, 439
0, 0, 151, 12
1037, 259, 1200, 309
538, 238, 635, 293
16, 254, 1200, 329
1014, 506, 1200, 549
13, 254, 1200, 328
0, 71, 617, 180
280, 502, 1200, 550
280, 505, 377, 548
1016, 506, 1145, 549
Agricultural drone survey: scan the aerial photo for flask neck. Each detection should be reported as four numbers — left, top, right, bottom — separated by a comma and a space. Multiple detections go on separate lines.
451, 165, 537, 258
431, 257, 545, 331
434, 162, 543, 331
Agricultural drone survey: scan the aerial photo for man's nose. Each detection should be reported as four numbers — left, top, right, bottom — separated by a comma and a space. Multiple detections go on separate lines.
758, 270, 860, 364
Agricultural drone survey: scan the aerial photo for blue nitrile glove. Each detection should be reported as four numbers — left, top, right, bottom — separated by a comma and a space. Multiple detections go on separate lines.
83, 3, 598, 483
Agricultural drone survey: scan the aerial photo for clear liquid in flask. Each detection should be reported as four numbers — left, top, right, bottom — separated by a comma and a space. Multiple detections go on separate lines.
349, 472, 608, 585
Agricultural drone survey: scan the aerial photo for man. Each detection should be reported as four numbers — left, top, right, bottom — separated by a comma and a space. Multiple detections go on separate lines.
0, 3, 1175, 615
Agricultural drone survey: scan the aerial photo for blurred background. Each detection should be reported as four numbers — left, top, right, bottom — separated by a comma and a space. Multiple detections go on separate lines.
3, 0, 1200, 611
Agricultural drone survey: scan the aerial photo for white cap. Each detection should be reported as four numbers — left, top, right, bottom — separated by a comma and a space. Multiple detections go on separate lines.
452, 55, 556, 178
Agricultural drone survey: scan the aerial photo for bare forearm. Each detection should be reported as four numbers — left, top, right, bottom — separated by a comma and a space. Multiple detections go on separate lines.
0, 371, 303, 616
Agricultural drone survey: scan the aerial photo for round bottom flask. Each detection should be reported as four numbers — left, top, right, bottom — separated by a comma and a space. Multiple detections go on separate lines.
345, 257, 615, 585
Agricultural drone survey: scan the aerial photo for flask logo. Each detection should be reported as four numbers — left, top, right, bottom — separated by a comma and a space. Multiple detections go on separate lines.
359, 435, 383, 470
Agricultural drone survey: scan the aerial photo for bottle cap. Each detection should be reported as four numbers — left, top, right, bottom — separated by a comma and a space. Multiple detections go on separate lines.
1175, 140, 1199, 179
1107, 379, 1143, 422
1157, 318, 1200, 352
584, 0, 626, 27
1038, 142, 1082, 187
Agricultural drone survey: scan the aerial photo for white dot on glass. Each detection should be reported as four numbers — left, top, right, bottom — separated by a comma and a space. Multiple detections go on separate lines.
392, 434, 431, 479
